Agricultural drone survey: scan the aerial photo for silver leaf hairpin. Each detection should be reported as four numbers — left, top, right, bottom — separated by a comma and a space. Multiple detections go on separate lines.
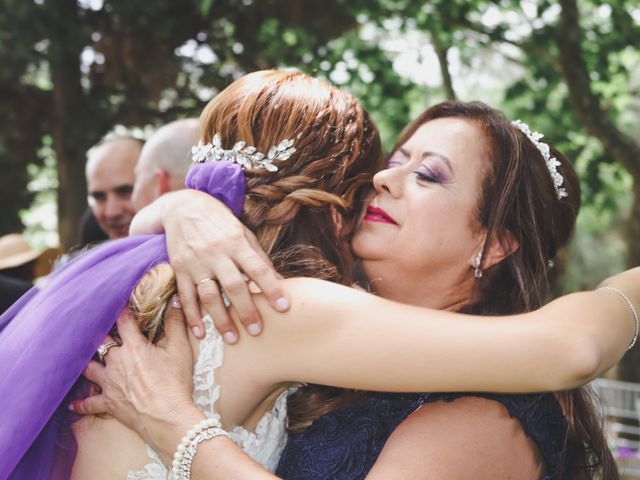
511, 120, 568, 200
191, 134, 296, 173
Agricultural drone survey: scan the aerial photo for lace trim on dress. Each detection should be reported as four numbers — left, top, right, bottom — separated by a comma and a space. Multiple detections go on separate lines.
127, 315, 289, 478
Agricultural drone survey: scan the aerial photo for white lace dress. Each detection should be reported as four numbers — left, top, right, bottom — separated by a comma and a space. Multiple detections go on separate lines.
127, 315, 290, 479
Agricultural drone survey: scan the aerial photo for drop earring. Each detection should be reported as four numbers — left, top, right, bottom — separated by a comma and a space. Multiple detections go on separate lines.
474, 252, 483, 279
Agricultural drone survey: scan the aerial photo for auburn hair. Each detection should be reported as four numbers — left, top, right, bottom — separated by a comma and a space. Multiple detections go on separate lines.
127, 69, 383, 416
305, 101, 613, 479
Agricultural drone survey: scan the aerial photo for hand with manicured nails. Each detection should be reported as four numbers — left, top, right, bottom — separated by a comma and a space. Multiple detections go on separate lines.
71, 297, 197, 453
130, 190, 290, 343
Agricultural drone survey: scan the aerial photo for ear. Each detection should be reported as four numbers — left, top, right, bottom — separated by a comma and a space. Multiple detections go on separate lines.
155, 169, 172, 196
470, 230, 520, 270
329, 204, 344, 236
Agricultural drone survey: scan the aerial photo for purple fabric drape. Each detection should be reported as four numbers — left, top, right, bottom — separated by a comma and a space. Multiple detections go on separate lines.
0, 160, 245, 479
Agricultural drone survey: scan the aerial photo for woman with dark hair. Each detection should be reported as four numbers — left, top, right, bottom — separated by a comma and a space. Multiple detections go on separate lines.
73, 100, 639, 479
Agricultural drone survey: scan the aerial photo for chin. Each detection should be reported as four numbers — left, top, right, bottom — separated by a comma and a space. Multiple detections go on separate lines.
351, 232, 385, 262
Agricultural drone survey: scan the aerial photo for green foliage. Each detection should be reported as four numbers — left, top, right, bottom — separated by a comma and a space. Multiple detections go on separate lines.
2, 0, 638, 286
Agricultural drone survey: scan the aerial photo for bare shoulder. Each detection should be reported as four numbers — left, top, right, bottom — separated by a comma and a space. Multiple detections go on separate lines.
367, 396, 545, 480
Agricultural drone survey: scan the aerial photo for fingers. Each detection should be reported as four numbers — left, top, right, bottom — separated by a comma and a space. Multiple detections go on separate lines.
83, 360, 106, 385
242, 228, 290, 313
70, 394, 109, 416
159, 295, 191, 352
174, 272, 205, 339
196, 276, 239, 344
213, 258, 262, 337
116, 308, 147, 347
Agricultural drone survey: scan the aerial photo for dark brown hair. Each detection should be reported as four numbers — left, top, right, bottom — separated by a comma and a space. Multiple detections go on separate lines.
290, 101, 615, 478
387, 101, 615, 479
395, 101, 581, 315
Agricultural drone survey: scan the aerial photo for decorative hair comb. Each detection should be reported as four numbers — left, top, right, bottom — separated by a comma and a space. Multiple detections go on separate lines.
191, 134, 296, 173
511, 120, 568, 199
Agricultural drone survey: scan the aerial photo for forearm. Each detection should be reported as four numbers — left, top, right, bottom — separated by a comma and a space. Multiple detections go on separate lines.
538, 266, 640, 386
525, 290, 631, 389
248, 271, 640, 394
144, 406, 278, 479
129, 195, 169, 234
130, 190, 216, 235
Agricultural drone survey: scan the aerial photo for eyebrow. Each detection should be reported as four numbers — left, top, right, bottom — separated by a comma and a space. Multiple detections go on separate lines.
422, 151, 453, 174
114, 184, 133, 195
398, 147, 454, 174
88, 184, 133, 197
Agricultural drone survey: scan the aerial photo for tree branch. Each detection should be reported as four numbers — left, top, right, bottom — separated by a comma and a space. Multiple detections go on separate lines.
431, 32, 457, 100
446, 16, 560, 70
557, 0, 640, 179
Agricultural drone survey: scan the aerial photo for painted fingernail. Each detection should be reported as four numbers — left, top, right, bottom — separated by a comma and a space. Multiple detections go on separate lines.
248, 281, 262, 294
275, 297, 290, 311
191, 326, 203, 338
170, 294, 181, 309
223, 331, 238, 344
248, 323, 262, 336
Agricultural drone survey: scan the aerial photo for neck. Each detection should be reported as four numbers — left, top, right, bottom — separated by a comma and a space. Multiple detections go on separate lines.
362, 260, 475, 311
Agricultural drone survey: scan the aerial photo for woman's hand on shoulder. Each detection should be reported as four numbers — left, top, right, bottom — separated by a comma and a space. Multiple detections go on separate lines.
131, 189, 291, 342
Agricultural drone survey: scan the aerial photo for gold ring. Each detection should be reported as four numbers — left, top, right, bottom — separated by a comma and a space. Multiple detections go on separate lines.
197, 277, 214, 286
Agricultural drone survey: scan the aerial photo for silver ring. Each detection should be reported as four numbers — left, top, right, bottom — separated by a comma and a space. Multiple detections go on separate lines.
221, 291, 231, 309
97, 341, 119, 362
197, 277, 214, 286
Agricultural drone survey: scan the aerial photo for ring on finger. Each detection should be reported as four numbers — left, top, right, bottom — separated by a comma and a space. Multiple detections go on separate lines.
97, 341, 119, 362
221, 290, 231, 309
197, 277, 215, 286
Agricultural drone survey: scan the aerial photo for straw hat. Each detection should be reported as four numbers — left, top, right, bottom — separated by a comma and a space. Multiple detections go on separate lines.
0, 234, 46, 270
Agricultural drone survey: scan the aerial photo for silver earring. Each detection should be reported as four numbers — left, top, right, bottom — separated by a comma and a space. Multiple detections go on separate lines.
474, 252, 483, 279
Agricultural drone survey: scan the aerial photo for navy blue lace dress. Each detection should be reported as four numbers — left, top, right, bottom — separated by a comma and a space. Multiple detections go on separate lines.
276, 392, 566, 480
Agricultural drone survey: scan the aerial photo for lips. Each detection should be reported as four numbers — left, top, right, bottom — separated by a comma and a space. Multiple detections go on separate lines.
363, 205, 397, 225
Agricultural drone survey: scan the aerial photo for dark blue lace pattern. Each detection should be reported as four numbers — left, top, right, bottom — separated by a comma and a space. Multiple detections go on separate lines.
276, 392, 566, 480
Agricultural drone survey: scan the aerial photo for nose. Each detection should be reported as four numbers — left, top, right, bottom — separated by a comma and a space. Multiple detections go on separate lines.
373, 166, 403, 198
104, 195, 126, 219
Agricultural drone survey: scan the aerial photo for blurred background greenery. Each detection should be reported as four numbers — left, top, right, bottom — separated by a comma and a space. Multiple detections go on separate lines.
0, 0, 638, 373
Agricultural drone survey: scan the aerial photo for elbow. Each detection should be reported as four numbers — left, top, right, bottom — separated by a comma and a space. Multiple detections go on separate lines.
557, 337, 603, 390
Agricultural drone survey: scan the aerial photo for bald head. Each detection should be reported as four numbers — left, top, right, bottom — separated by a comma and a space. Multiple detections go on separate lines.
86, 137, 143, 239
132, 119, 200, 211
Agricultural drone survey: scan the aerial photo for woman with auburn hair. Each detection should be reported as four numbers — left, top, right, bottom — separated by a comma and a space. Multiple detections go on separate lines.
1, 71, 636, 479
76, 98, 638, 479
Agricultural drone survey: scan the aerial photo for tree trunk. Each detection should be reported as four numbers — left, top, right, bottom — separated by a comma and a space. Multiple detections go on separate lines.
48, 0, 93, 249
431, 33, 457, 101
556, 0, 640, 179
557, 0, 640, 382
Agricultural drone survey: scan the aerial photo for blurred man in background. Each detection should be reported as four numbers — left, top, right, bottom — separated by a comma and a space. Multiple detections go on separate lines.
85, 137, 143, 239
131, 118, 199, 211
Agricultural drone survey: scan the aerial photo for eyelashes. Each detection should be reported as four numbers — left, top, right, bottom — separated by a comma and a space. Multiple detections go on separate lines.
414, 169, 441, 183
386, 152, 445, 184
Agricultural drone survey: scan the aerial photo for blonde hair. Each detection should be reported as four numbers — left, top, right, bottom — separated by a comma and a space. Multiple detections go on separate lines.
128, 263, 176, 343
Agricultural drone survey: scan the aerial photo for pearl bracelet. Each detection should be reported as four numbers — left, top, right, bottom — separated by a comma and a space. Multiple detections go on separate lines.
597, 286, 639, 350
171, 417, 228, 479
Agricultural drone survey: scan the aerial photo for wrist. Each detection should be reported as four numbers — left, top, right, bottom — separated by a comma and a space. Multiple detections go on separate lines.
171, 417, 229, 479
141, 403, 206, 465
